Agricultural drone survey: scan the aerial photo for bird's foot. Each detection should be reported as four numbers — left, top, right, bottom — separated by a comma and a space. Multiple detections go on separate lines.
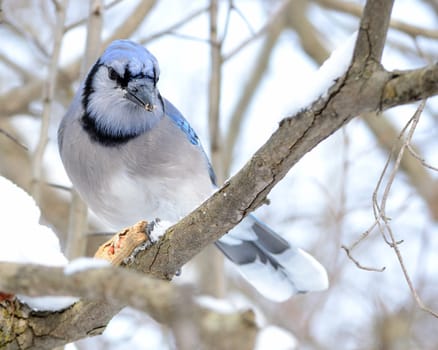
123, 218, 173, 264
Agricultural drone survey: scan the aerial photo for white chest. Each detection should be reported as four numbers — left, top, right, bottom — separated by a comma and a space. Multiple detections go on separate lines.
93, 171, 212, 230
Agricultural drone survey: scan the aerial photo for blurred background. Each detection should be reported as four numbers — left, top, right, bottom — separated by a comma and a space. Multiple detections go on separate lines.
1, 0, 438, 349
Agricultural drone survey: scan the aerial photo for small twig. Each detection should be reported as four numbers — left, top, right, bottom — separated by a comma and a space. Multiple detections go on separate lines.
384, 221, 438, 318
64, 0, 124, 32
45, 182, 72, 192
223, 0, 291, 61
376, 102, 425, 224
139, 6, 209, 45
221, 0, 233, 43
229, 1, 256, 36
0, 128, 28, 151
347, 220, 378, 251
345, 101, 438, 318
371, 110, 417, 245
372, 100, 438, 318
341, 245, 386, 272
407, 145, 438, 172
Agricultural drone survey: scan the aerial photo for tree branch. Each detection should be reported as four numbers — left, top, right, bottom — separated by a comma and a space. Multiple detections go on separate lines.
381, 63, 438, 110
0, 262, 257, 350
0, 262, 192, 323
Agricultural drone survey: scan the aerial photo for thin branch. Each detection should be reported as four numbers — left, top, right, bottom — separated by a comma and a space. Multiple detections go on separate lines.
45, 182, 72, 192
228, 1, 256, 36
364, 112, 438, 220
221, 0, 233, 43
314, 0, 438, 40
223, 0, 291, 61
341, 245, 386, 272
139, 5, 209, 45
0, 128, 28, 151
371, 100, 438, 318
30, 0, 68, 203
407, 145, 438, 172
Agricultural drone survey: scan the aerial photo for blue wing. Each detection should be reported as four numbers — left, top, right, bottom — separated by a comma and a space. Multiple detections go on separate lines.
163, 98, 217, 186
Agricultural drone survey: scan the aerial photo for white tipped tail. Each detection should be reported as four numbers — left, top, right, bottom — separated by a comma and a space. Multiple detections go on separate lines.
216, 215, 328, 302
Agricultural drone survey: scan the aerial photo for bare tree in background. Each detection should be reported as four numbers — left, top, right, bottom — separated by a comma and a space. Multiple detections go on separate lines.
0, 0, 437, 349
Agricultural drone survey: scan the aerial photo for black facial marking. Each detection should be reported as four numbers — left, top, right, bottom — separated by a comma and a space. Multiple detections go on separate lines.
80, 61, 158, 147
81, 111, 139, 147
82, 60, 102, 110
116, 64, 131, 88
152, 67, 159, 85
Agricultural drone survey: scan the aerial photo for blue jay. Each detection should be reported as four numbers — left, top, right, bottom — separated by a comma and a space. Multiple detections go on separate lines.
58, 40, 328, 302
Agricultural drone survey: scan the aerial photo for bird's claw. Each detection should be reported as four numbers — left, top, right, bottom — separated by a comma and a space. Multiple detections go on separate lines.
123, 219, 160, 264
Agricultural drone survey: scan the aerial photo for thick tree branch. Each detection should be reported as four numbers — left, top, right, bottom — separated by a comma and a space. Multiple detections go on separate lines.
0, 262, 257, 350
0, 262, 192, 323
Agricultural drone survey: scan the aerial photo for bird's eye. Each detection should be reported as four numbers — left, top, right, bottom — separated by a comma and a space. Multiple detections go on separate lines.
108, 67, 118, 81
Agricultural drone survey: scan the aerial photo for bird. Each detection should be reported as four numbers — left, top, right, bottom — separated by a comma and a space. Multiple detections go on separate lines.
58, 39, 328, 302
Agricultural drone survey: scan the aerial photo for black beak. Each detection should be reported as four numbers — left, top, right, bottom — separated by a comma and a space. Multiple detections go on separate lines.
124, 83, 156, 112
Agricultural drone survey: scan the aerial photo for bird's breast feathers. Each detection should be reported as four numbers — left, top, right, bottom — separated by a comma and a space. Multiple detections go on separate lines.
95, 170, 212, 229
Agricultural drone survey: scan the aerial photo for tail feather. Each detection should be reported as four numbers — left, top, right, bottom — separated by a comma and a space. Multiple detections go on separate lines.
215, 215, 328, 302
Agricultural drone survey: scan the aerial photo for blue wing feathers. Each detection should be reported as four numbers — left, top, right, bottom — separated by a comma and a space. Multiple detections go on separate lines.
164, 99, 200, 146
163, 98, 217, 186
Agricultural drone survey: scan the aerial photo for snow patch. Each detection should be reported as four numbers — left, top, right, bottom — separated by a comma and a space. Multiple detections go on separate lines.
289, 31, 357, 116
0, 176, 78, 311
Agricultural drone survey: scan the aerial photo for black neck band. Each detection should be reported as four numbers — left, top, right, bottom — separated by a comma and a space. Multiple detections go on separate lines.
81, 112, 138, 147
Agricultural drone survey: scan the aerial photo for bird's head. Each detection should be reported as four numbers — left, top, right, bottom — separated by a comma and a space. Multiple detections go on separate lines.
81, 40, 163, 140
